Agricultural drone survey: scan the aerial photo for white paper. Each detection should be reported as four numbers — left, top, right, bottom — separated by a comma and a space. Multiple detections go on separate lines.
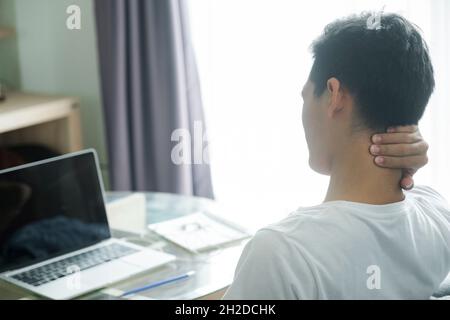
148, 213, 249, 252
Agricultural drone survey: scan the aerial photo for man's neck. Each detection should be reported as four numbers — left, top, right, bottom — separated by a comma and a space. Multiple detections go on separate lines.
324, 135, 405, 205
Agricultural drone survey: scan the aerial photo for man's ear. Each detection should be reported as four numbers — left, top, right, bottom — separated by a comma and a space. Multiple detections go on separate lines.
326, 78, 345, 118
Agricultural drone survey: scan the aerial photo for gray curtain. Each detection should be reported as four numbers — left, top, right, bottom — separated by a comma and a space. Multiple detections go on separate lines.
95, 0, 214, 199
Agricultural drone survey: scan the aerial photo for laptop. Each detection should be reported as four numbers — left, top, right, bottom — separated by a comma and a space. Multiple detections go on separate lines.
0, 149, 175, 300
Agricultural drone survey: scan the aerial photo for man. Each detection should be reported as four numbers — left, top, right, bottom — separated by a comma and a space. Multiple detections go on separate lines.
223, 12, 450, 299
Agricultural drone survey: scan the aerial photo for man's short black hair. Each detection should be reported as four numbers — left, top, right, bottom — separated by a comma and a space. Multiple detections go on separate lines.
309, 12, 435, 131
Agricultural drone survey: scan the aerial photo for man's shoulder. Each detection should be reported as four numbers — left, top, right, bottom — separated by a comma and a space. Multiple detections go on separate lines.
261, 205, 330, 235
407, 185, 449, 205
405, 185, 450, 278
264, 202, 357, 232
257, 204, 354, 249
406, 185, 450, 218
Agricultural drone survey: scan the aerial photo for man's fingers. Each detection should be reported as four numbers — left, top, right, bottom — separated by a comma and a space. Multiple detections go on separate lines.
400, 175, 414, 190
374, 155, 428, 169
372, 131, 421, 144
400, 168, 416, 190
370, 141, 428, 157
386, 125, 418, 133
403, 168, 417, 176
372, 126, 427, 187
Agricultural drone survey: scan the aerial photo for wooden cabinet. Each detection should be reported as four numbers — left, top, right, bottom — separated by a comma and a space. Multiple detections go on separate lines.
0, 91, 83, 153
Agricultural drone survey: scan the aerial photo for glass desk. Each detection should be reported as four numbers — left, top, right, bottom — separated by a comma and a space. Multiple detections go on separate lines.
0, 192, 250, 300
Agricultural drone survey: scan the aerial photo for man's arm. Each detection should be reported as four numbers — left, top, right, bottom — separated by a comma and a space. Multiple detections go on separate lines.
370, 125, 428, 190
223, 229, 316, 300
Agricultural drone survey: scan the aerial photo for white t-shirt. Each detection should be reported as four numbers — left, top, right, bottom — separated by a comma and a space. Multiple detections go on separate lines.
223, 185, 450, 299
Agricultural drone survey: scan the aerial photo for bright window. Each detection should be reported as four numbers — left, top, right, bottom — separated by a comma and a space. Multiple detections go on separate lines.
188, 0, 450, 228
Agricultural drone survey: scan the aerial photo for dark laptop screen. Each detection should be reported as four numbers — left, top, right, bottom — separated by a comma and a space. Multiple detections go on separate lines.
0, 151, 110, 272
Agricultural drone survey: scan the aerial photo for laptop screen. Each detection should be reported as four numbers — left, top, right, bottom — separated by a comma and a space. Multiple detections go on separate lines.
0, 150, 110, 273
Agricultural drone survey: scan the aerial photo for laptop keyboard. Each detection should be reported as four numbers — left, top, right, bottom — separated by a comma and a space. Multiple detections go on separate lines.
11, 243, 139, 287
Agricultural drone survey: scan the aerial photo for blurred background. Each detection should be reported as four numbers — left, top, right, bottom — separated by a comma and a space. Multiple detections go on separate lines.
190, 0, 450, 227
0, 0, 448, 229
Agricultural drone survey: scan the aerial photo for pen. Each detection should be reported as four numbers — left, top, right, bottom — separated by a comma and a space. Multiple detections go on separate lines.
120, 271, 196, 297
